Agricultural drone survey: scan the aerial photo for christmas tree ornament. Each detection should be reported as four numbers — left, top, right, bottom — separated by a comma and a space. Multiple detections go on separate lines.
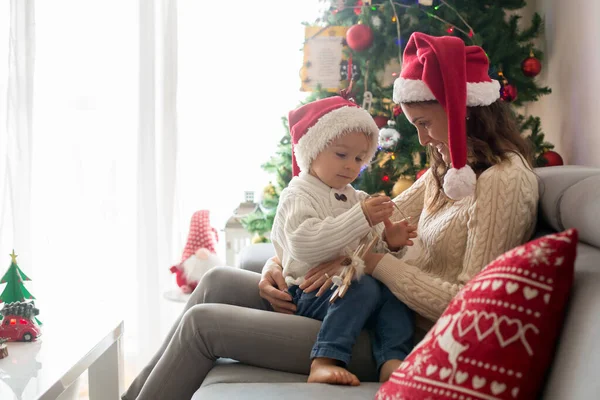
373, 115, 389, 129
354, 0, 363, 15
346, 24, 374, 52
391, 177, 414, 197
393, 105, 402, 116
263, 183, 277, 198
362, 91, 373, 112
169, 210, 222, 294
416, 168, 428, 180
339, 59, 361, 82
500, 83, 518, 102
378, 152, 392, 168
378, 120, 400, 149
371, 15, 382, 29
541, 150, 564, 166
251, 234, 269, 244
497, 71, 518, 102
522, 52, 542, 77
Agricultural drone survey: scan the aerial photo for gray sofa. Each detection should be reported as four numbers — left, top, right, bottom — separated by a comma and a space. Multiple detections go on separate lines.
194, 165, 600, 400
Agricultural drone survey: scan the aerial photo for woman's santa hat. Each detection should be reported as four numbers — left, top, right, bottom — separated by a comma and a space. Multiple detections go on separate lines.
393, 32, 500, 200
288, 96, 379, 177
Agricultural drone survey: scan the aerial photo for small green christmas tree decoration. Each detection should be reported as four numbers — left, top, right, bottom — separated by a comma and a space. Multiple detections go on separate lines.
0, 251, 41, 325
1, 251, 35, 304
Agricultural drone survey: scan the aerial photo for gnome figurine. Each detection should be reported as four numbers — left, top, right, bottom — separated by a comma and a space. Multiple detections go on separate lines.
170, 210, 223, 293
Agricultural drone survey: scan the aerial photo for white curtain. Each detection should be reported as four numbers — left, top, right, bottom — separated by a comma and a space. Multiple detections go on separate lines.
1, 0, 322, 377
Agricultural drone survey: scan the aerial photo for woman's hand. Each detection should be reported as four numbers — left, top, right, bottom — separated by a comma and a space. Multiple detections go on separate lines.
258, 257, 297, 314
299, 256, 347, 297
363, 252, 385, 275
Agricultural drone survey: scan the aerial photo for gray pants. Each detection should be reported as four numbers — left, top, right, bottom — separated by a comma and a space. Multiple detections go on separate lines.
122, 267, 378, 400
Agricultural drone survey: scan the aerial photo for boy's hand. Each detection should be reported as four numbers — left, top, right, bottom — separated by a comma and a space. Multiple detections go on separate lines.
362, 196, 394, 226
382, 218, 417, 251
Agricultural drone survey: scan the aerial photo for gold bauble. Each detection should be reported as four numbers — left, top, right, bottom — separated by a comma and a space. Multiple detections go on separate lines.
252, 234, 269, 244
263, 183, 276, 198
391, 177, 414, 198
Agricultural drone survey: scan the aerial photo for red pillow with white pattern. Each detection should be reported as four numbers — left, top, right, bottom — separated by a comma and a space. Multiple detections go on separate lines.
376, 229, 578, 400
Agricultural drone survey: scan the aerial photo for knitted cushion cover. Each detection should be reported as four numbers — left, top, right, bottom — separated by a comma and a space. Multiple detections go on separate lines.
376, 229, 578, 400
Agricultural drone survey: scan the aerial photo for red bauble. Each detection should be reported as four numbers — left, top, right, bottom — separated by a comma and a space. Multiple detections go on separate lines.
500, 83, 518, 102
373, 115, 389, 129
416, 168, 428, 180
522, 56, 542, 77
541, 150, 564, 167
346, 24, 374, 52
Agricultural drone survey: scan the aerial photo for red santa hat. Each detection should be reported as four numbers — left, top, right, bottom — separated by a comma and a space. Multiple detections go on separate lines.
393, 32, 500, 200
288, 96, 379, 177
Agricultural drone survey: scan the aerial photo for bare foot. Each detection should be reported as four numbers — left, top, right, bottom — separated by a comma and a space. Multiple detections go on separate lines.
379, 359, 403, 382
307, 358, 360, 386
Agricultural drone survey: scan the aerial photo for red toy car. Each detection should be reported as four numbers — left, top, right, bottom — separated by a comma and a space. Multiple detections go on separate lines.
0, 301, 41, 342
0, 314, 41, 342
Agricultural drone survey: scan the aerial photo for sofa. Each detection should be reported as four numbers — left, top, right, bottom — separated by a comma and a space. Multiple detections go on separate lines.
193, 165, 600, 400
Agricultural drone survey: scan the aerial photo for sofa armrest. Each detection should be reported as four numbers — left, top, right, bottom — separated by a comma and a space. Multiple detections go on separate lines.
238, 243, 276, 274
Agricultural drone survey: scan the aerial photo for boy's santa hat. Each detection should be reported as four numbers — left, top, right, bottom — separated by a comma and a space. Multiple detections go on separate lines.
393, 32, 500, 200
288, 96, 379, 177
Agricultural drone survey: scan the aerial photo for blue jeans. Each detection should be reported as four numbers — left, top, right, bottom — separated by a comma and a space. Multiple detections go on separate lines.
290, 275, 414, 370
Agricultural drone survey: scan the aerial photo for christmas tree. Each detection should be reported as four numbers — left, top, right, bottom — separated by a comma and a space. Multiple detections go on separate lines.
243, 0, 557, 239
1, 251, 35, 304
241, 118, 293, 241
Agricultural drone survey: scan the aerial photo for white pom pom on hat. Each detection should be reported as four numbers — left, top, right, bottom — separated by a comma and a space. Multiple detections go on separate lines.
393, 32, 500, 200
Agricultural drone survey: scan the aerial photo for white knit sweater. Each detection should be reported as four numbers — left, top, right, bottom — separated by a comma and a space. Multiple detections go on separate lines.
372, 153, 539, 322
266, 154, 538, 323
271, 172, 396, 286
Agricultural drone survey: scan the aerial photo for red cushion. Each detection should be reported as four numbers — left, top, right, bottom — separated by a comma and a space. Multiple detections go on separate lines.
376, 229, 578, 400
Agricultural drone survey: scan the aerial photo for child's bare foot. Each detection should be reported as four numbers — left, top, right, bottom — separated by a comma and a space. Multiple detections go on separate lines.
379, 359, 403, 382
307, 358, 360, 386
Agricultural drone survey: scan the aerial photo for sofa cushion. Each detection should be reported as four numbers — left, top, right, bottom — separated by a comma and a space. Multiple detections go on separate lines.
535, 165, 599, 247
194, 381, 380, 400
377, 229, 578, 400
559, 175, 600, 248
540, 241, 600, 399
238, 242, 275, 272
196, 362, 380, 400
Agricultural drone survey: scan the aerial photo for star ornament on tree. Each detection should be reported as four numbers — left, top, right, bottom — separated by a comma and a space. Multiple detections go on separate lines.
9, 251, 17, 265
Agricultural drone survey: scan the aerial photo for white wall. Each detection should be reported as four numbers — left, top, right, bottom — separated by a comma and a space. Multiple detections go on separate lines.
522, 0, 600, 167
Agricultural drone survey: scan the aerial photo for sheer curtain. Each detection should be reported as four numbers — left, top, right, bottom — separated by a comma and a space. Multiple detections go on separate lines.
1, 0, 321, 376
